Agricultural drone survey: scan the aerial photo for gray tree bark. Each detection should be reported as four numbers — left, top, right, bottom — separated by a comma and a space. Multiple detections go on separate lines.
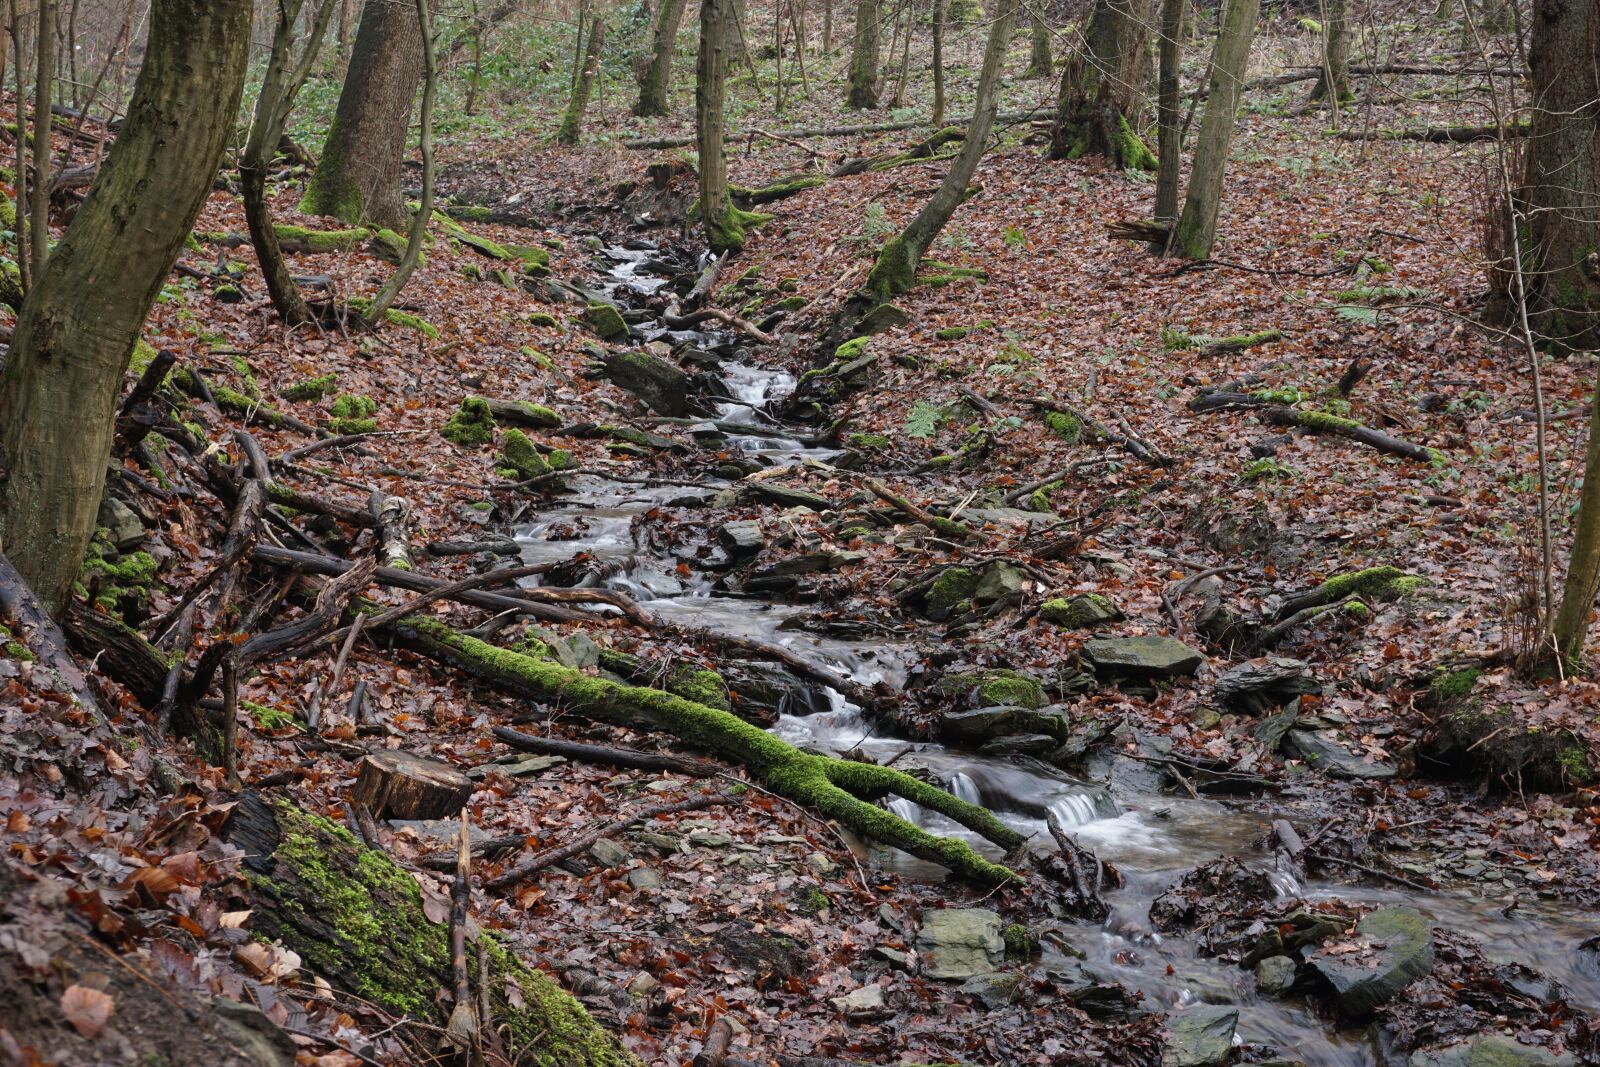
1170, 0, 1260, 258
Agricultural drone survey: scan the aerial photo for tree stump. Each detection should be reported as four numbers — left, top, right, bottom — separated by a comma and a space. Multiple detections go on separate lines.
352, 750, 473, 820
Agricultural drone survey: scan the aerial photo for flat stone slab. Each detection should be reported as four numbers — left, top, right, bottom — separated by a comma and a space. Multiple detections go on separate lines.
1409, 1036, 1575, 1067
1084, 635, 1205, 678
916, 908, 1005, 980
1310, 907, 1434, 1017
1287, 729, 1398, 779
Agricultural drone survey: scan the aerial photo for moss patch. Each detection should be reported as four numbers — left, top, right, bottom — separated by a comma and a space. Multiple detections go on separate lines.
281, 373, 338, 401
1044, 410, 1082, 444
583, 303, 630, 341
441, 397, 496, 448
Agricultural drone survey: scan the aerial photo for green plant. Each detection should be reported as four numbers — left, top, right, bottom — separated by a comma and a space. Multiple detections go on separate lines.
905, 401, 945, 439
1002, 225, 1027, 250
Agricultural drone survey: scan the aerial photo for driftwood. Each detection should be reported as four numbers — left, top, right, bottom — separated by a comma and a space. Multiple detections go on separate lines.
352, 750, 474, 820
493, 725, 725, 777
484, 792, 727, 889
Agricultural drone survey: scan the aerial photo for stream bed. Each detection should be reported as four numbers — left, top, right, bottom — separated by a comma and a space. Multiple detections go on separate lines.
514, 241, 1598, 1066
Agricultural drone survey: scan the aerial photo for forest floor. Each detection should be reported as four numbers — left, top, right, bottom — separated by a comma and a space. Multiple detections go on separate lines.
3, 13, 1600, 1067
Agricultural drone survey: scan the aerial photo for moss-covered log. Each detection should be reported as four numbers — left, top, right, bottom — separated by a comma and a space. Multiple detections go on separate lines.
1260, 405, 1442, 464
388, 618, 1024, 885
223, 792, 635, 1066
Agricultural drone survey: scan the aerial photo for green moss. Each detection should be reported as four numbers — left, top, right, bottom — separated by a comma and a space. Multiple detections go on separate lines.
1430, 668, 1482, 701
1342, 600, 1369, 618
128, 340, 162, 379
1113, 114, 1157, 171
381, 308, 439, 338
441, 396, 496, 448
245, 701, 298, 731
500, 428, 552, 480
935, 321, 993, 341
795, 885, 831, 915
528, 312, 559, 328
1038, 593, 1119, 628
583, 303, 630, 341
78, 532, 159, 611
1002, 923, 1039, 958
0, 623, 35, 662
1250, 387, 1303, 404
865, 234, 918, 301
1308, 567, 1423, 607
732, 175, 827, 204
702, 204, 772, 253
367, 228, 420, 266
1044, 410, 1082, 444
445, 204, 494, 223
272, 224, 366, 252
505, 245, 551, 273
670, 667, 730, 711
773, 295, 808, 311
1560, 747, 1592, 783
847, 433, 890, 450
936, 668, 1047, 710
281, 373, 338, 401
330, 394, 376, 419
834, 336, 871, 361
927, 568, 979, 617
395, 618, 1022, 885
1243, 458, 1293, 482
454, 232, 513, 260
1336, 285, 1425, 305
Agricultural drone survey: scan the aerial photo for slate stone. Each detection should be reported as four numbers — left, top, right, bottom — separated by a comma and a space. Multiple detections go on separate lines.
916, 908, 1005, 980
588, 839, 632, 867
98, 496, 145, 550
939, 705, 1070, 743
718, 520, 764, 556
1408, 1036, 1575, 1067
1084, 636, 1206, 678
828, 984, 887, 1015
1254, 955, 1297, 997
1286, 729, 1398, 780
626, 868, 662, 891
1215, 657, 1320, 713
1309, 907, 1433, 1016
960, 970, 1022, 1009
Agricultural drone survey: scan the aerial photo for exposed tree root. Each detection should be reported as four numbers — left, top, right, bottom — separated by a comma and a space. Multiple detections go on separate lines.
386, 617, 1025, 885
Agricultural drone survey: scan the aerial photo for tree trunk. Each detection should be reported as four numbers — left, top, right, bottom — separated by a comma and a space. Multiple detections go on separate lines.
635, 0, 688, 116
1153, 0, 1185, 224
823, 0, 832, 51
221, 792, 635, 1066
299, 0, 423, 228
1025, 9, 1052, 77
1518, 0, 1600, 346
1050, 0, 1156, 169
1553, 387, 1600, 664
29, 0, 50, 274
557, 10, 605, 143
0, 0, 250, 615
930, 0, 946, 125
697, 0, 757, 250
845, 0, 880, 107
1310, 0, 1349, 102
1170, 0, 1260, 259
337, 0, 357, 57
242, 0, 337, 327
863, 0, 1016, 301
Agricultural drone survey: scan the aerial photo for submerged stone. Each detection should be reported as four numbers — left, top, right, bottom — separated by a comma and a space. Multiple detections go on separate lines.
940, 705, 1070, 743
917, 908, 1005, 980
1083, 636, 1205, 679
1161, 1005, 1238, 1067
1309, 907, 1433, 1017
1408, 1036, 1574, 1067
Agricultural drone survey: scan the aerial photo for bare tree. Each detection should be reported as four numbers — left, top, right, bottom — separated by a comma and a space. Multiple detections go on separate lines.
1169, 0, 1260, 258
846, 0, 880, 107
635, 0, 689, 116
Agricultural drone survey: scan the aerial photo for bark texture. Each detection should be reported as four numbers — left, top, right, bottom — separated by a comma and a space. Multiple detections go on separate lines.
846, 0, 880, 108
300, 0, 424, 228
1170, 0, 1261, 258
1025, 10, 1053, 77
697, 0, 764, 250
1553, 387, 1600, 664
1310, 0, 1350, 102
1154, 0, 1186, 223
635, 0, 689, 116
0, 0, 251, 614
1050, 0, 1156, 169
1519, 0, 1600, 346
558, 12, 606, 144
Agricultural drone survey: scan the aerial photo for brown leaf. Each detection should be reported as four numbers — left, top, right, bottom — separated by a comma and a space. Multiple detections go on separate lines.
60, 984, 115, 1038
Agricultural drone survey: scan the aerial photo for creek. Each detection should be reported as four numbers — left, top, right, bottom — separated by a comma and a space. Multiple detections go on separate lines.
513, 240, 1598, 1066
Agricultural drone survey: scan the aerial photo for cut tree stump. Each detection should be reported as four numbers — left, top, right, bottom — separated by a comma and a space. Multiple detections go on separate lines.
221, 793, 634, 1066
353, 750, 474, 820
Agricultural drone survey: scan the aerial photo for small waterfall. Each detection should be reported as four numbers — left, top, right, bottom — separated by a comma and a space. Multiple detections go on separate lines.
948, 772, 981, 806
1048, 792, 1105, 828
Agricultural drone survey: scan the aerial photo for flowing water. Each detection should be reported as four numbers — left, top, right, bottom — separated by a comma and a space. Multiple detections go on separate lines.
513, 245, 1599, 1066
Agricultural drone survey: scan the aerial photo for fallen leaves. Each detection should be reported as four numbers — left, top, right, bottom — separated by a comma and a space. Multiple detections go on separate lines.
59, 984, 115, 1038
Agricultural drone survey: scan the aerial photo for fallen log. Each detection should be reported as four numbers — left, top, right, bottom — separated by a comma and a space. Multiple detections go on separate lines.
221, 792, 634, 1065
493, 725, 724, 778
622, 108, 1053, 149
485, 792, 727, 889
371, 493, 415, 571
385, 617, 1023, 885
63, 601, 168, 709
1259, 405, 1441, 463
1333, 121, 1528, 143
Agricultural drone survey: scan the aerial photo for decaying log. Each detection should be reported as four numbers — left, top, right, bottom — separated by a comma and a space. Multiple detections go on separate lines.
1259, 405, 1439, 463
371, 493, 415, 572
353, 749, 474, 820
0, 552, 103, 719
493, 725, 724, 777
384, 616, 1023, 885
1333, 121, 1527, 143
62, 600, 168, 709
220, 792, 631, 1065
480, 396, 563, 429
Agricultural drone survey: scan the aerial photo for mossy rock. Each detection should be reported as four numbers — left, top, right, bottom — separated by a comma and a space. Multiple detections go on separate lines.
935, 668, 1047, 710
499, 428, 552, 480
935, 321, 993, 341
1039, 593, 1121, 629
925, 567, 979, 621
846, 433, 890, 450
454, 232, 514, 260
78, 529, 159, 612
441, 396, 496, 448
583, 303, 630, 341
1044, 410, 1082, 444
528, 311, 559, 328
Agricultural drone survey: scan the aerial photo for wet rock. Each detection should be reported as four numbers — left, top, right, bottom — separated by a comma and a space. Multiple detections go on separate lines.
1161, 1005, 1238, 1067
934, 668, 1048, 709
979, 733, 1062, 757
872, 945, 910, 970
1039, 593, 1122, 628
1254, 955, 1297, 997
924, 566, 979, 621
1083, 636, 1205, 679
960, 971, 1022, 1009
1408, 1036, 1574, 1067
940, 705, 1070, 744
626, 972, 660, 999
829, 984, 887, 1016
742, 483, 834, 510
588, 839, 631, 867
98, 496, 145, 550
718, 520, 764, 556
1286, 729, 1397, 779
592, 348, 691, 414
722, 659, 831, 719
1214, 657, 1320, 713
916, 908, 1005, 980
1308, 907, 1433, 1017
